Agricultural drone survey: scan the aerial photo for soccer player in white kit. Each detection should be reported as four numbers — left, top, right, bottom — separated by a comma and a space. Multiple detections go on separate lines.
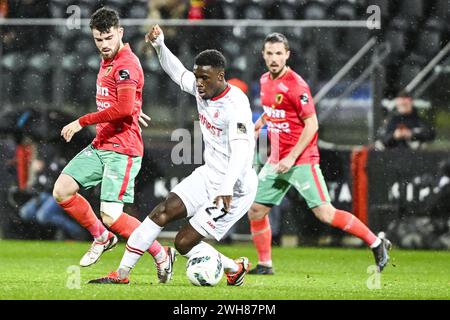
90, 25, 258, 286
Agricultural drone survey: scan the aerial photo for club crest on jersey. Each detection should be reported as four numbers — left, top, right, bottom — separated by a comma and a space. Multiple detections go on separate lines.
104, 65, 113, 76
237, 123, 247, 134
300, 93, 309, 105
275, 93, 284, 105
214, 110, 220, 119
118, 69, 130, 80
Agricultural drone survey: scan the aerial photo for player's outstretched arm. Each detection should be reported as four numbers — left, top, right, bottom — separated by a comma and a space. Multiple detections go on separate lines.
145, 25, 196, 96
77, 86, 136, 128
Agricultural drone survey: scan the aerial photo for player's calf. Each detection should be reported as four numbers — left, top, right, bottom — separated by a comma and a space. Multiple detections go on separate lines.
149, 192, 187, 227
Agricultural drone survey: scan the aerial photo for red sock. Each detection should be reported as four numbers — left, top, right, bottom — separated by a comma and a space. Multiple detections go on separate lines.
331, 210, 377, 246
58, 194, 106, 239
110, 212, 164, 258
250, 215, 272, 265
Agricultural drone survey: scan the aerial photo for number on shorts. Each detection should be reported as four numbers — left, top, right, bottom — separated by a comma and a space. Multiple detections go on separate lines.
205, 206, 228, 222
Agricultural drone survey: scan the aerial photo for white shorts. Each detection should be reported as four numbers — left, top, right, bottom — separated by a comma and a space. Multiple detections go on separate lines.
171, 165, 257, 241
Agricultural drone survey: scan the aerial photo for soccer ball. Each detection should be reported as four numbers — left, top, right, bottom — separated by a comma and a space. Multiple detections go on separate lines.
186, 251, 224, 286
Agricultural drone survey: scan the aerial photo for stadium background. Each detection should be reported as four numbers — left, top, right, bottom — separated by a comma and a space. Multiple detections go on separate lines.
1, 0, 450, 250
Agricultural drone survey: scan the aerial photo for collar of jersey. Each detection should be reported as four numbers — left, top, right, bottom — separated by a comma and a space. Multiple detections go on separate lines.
210, 84, 231, 101
102, 43, 130, 66
270, 67, 291, 81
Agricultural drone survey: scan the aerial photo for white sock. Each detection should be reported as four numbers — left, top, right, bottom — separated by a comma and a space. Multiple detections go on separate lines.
184, 241, 239, 273
119, 217, 163, 271
370, 237, 382, 249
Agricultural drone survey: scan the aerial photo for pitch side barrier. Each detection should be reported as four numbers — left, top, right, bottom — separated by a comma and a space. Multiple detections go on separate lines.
137, 145, 449, 249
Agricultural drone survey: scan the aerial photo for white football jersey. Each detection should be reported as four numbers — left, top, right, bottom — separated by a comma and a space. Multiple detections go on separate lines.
154, 41, 255, 192
180, 75, 255, 187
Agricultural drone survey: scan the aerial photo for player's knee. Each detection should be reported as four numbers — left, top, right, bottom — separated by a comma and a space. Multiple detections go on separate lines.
248, 204, 267, 221
313, 205, 335, 225
100, 202, 123, 227
100, 213, 114, 227
52, 175, 77, 203
52, 185, 67, 203
52, 181, 62, 201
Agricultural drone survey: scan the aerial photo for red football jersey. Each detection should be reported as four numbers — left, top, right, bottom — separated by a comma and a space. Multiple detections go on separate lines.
260, 68, 320, 165
92, 44, 144, 156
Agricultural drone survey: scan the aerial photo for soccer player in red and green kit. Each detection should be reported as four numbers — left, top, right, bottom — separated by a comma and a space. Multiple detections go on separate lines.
248, 33, 391, 275
52, 7, 175, 283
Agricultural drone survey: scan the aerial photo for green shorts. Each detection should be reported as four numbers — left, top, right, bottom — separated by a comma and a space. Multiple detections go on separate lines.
254, 163, 331, 209
62, 145, 142, 204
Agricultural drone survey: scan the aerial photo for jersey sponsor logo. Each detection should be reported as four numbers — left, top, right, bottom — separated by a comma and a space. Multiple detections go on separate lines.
300, 93, 309, 105
266, 120, 290, 133
275, 93, 284, 105
263, 105, 286, 119
199, 113, 223, 137
118, 69, 130, 80
96, 100, 111, 110
96, 84, 109, 96
237, 123, 247, 134
207, 221, 216, 229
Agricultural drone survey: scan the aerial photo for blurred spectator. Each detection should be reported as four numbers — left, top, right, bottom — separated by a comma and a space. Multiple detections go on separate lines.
0, 0, 7, 17
380, 91, 435, 149
188, 0, 205, 20
144, 0, 188, 56
1, 0, 51, 53
148, 0, 188, 20
18, 148, 86, 240
1, 108, 93, 240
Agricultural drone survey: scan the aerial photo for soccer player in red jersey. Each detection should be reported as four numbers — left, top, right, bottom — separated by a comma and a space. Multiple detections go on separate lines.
248, 33, 391, 275
52, 7, 175, 283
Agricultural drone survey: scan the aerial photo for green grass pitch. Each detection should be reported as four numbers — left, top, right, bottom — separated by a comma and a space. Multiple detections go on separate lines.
0, 240, 449, 300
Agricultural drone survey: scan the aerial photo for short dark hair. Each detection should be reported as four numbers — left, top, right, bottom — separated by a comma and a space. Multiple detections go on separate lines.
263, 32, 289, 51
89, 7, 120, 33
194, 50, 226, 70
397, 90, 412, 99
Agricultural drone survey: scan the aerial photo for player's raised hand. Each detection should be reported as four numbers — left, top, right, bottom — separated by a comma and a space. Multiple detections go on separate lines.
61, 119, 82, 143
138, 111, 151, 130
145, 24, 164, 46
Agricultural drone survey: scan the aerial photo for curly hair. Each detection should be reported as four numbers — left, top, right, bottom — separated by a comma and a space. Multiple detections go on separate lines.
194, 50, 226, 70
89, 7, 120, 33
